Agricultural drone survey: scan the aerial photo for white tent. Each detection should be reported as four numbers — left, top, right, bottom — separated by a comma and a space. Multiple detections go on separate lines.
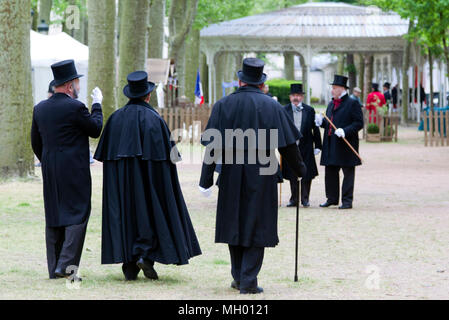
30, 30, 89, 105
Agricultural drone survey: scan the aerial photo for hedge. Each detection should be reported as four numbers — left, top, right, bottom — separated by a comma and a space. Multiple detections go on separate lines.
265, 79, 303, 105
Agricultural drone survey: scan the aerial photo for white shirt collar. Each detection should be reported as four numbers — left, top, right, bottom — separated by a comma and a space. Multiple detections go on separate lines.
292, 102, 303, 109
339, 91, 347, 99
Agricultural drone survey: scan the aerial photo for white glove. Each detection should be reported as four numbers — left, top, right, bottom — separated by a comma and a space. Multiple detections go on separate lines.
315, 114, 323, 127
91, 87, 103, 105
198, 186, 212, 198
335, 128, 345, 138
314, 148, 321, 155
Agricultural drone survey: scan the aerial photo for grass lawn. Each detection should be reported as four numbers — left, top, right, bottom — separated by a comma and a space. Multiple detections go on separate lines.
1, 126, 449, 300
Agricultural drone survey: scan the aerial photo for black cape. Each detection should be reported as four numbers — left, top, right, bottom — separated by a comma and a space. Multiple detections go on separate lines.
199, 86, 301, 248
94, 99, 201, 265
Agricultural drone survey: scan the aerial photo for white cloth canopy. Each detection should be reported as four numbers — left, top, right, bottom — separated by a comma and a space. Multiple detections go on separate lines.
30, 30, 89, 105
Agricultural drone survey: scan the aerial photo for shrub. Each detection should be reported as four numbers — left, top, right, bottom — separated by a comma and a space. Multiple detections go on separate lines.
384, 125, 395, 136
367, 123, 380, 134
310, 97, 320, 104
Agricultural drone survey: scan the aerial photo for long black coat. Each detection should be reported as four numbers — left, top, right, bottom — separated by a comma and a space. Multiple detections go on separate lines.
94, 99, 201, 265
199, 86, 301, 248
281, 103, 322, 181
320, 94, 364, 167
31, 93, 103, 227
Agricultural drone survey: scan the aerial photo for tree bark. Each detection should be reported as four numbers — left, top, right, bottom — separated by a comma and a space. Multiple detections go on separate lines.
148, 0, 165, 59
31, 0, 39, 30
402, 21, 413, 123
337, 54, 345, 75
358, 53, 365, 102
88, 0, 116, 122
0, 0, 34, 178
118, 0, 150, 107
284, 52, 295, 80
428, 47, 434, 111
184, 28, 200, 102
347, 53, 356, 91
363, 54, 374, 105
168, 0, 198, 61
299, 54, 307, 95
38, 0, 52, 25
200, 52, 208, 104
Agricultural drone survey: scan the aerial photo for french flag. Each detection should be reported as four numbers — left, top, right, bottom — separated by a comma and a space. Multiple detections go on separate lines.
194, 69, 204, 105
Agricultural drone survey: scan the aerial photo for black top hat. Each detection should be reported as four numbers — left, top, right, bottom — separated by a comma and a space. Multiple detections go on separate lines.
123, 71, 156, 99
330, 74, 349, 89
372, 82, 379, 91
383, 82, 391, 89
236, 58, 267, 85
290, 83, 304, 95
51, 60, 84, 87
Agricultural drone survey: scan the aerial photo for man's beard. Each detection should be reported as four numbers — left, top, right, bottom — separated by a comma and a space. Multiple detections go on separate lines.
72, 87, 79, 99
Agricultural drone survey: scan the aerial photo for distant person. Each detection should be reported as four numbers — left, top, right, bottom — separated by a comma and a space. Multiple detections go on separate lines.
392, 84, 399, 111
350, 87, 362, 107
47, 80, 56, 98
366, 83, 386, 123
383, 82, 391, 106
263, 84, 273, 97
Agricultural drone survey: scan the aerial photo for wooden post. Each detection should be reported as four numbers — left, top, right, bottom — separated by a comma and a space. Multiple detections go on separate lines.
424, 112, 428, 146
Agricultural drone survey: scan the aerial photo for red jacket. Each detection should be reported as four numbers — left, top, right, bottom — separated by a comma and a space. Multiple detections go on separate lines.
366, 91, 386, 123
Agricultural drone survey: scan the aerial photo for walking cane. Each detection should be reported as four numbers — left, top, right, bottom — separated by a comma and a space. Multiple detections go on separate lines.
294, 178, 301, 282
279, 155, 283, 207
321, 113, 364, 164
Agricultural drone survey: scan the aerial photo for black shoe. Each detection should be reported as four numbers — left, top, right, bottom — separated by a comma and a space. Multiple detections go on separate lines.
302, 202, 310, 208
287, 201, 298, 207
240, 286, 264, 294
319, 201, 338, 208
54, 268, 82, 281
136, 257, 158, 280
338, 204, 353, 210
231, 280, 240, 290
122, 262, 140, 281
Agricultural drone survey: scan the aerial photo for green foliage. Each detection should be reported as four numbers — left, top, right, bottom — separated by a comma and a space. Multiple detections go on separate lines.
51, 0, 87, 25
266, 78, 302, 105
367, 123, 380, 134
194, 0, 255, 29
384, 125, 395, 136
311, 97, 320, 104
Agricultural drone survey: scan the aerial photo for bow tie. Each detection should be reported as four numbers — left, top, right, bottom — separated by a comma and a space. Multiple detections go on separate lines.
293, 104, 303, 112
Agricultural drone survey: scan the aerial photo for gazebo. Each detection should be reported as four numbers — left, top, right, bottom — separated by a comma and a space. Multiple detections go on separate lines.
200, 2, 410, 106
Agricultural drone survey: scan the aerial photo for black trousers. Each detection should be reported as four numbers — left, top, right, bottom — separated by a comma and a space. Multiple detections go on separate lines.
45, 218, 88, 279
325, 166, 355, 206
289, 179, 312, 205
228, 245, 265, 291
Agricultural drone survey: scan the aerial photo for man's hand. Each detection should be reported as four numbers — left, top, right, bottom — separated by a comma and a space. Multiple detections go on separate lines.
198, 186, 212, 198
335, 128, 345, 138
315, 114, 323, 127
314, 148, 321, 155
91, 87, 103, 105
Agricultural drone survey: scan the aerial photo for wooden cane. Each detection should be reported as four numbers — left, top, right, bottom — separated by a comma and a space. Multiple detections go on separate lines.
294, 178, 300, 282
321, 113, 363, 164
279, 155, 283, 207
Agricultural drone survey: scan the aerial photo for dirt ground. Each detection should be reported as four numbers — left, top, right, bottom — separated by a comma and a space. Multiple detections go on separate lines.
1, 125, 449, 300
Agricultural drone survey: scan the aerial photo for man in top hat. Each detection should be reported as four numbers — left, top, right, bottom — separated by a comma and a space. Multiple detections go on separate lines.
31, 60, 103, 279
199, 58, 307, 294
315, 75, 364, 210
366, 83, 386, 124
94, 71, 201, 281
383, 82, 391, 106
282, 83, 322, 208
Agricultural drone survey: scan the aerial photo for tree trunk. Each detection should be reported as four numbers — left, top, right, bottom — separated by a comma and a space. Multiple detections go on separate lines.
73, 0, 87, 44
184, 28, 200, 102
284, 52, 295, 80
118, 0, 150, 107
38, 0, 52, 25
358, 53, 365, 102
363, 54, 374, 105
337, 54, 345, 75
347, 53, 356, 91
168, 0, 198, 61
88, 0, 116, 122
31, 1, 39, 30
148, 0, 165, 59
428, 47, 434, 111
200, 52, 208, 104
402, 21, 413, 123
0, 0, 34, 178
299, 54, 307, 95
